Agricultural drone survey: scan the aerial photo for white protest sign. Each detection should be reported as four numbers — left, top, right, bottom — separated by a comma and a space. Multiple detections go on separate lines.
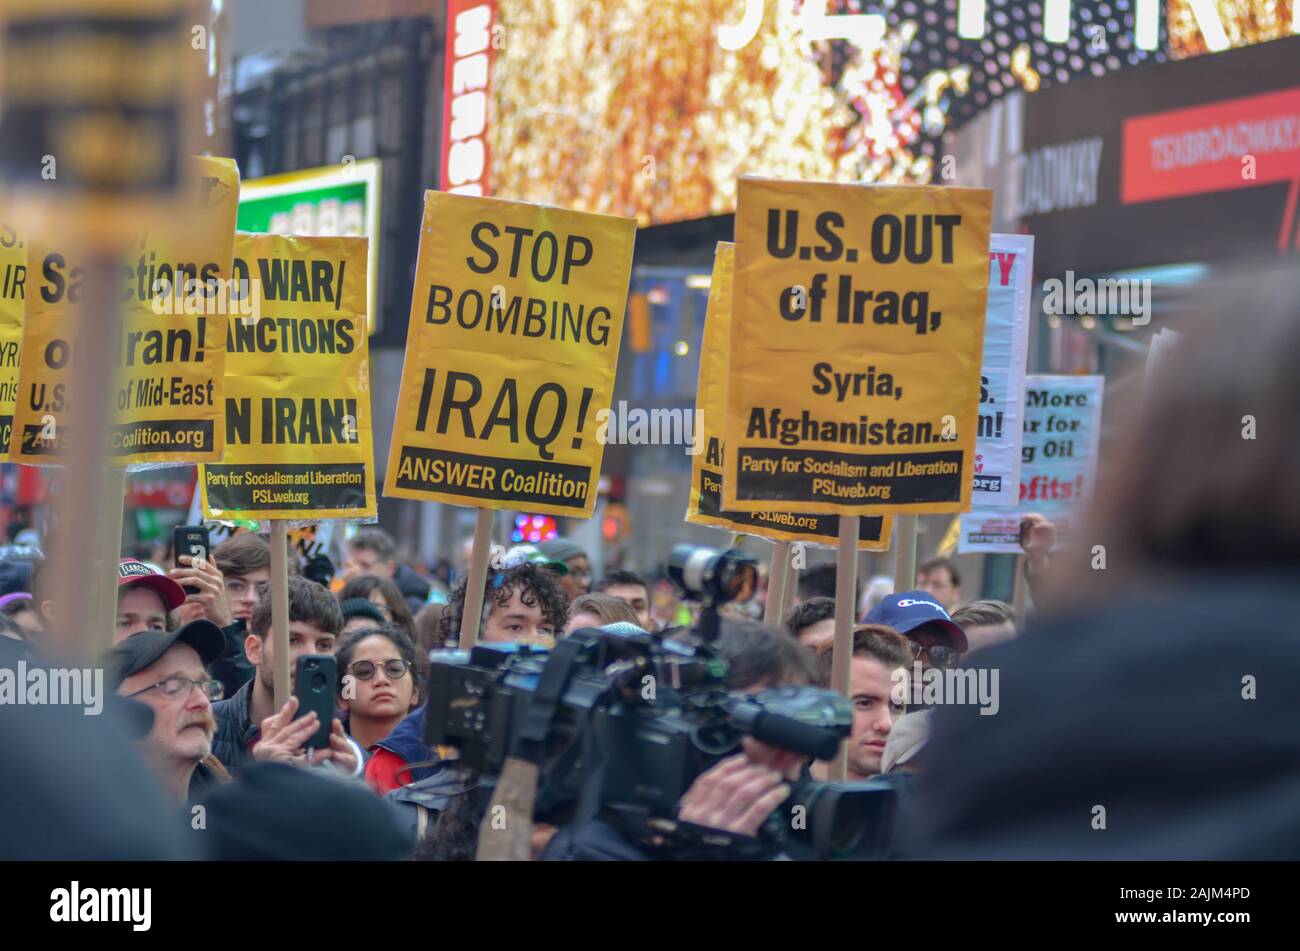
970, 233, 1033, 510
960, 374, 1104, 553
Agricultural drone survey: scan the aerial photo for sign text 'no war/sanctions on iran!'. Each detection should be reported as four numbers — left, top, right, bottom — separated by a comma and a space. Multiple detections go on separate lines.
722, 179, 992, 517
201, 233, 377, 522
385, 191, 636, 518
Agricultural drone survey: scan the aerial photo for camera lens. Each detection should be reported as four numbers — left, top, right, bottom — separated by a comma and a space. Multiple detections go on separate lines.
784, 780, 897, 859
667, 544, 759, 603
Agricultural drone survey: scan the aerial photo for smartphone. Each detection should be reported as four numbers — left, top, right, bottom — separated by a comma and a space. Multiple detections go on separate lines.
173, 524, 210, 595
293, 654, 337, 750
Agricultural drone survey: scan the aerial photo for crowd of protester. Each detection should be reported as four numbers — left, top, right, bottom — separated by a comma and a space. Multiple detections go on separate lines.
5, 285, 1297, 861
0, 514, 1024, 861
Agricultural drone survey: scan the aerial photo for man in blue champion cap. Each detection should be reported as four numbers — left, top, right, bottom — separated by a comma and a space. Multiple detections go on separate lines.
865, 591, 968, 710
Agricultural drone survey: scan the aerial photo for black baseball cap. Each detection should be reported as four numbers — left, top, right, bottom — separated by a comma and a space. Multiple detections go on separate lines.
101, 619, 226, 690
865, 590, 968, 653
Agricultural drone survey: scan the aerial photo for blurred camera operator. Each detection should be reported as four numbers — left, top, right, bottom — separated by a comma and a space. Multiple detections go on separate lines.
539, 620, 821, 860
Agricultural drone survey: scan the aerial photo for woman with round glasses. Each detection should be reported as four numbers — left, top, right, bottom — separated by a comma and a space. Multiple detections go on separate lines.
335, 625, 423, 755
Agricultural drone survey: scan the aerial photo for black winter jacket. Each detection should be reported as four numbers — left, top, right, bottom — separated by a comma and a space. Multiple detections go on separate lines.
211, 678, 259, 777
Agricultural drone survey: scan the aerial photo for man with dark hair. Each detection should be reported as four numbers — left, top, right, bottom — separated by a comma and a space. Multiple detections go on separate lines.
783, 596, 836, 649
212, 534, 271, 626
439, 560, 568, 648
211, 576, 359, 777
795, 562, 862, 612
811, 625, 911, 781
344, 527, 397, 579
200, 533, 272, 698
715, 619, 818, 692
916, 557, 962, 612
364, 561, 570, 795
595, 569, 652, 631
796, 562, 837, 603
951, 599, 1017, 653
344, 527, 430, 611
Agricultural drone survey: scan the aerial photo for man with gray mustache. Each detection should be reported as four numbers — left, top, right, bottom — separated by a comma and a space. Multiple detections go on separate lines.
102, 621, 230, 803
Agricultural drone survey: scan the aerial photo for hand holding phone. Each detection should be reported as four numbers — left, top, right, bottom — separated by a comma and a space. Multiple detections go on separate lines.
173, 525, 210, 595
293, 654, 337, 750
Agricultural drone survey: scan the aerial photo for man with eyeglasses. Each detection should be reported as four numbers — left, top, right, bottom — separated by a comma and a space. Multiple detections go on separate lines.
103, 619, 230, 803
864, 591, 969, 711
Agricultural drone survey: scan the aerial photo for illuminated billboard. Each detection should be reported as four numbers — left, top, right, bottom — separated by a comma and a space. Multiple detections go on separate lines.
474, 0, 946, 225
1168, 0, 1296, 60
446, 1, 1294, 226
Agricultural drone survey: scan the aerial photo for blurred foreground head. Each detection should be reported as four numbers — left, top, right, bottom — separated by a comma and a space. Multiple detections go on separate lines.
915, 272, 1300, 859
1043, 272, 1300, 608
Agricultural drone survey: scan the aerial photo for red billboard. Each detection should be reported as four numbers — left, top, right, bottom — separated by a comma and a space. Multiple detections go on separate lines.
440, 0, 497, 196
1122, 87, 1300, 205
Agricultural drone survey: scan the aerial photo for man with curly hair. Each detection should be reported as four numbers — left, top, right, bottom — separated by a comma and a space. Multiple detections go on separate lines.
364, 562, 569, 795
439, 561, 569, 649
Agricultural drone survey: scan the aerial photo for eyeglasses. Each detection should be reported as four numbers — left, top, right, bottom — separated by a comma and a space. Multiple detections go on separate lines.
907, 639, 959, 669
127, 677, 224, 701
347, 659, 411, 681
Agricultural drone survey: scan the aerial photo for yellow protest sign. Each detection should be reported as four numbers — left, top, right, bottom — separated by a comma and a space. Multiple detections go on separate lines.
9, 155, 240, 466
0, 222, 24, 461
199, 233, 375, 522
689, 242, 891, 550
722, 179, 992, 516
384, 192, 636, 517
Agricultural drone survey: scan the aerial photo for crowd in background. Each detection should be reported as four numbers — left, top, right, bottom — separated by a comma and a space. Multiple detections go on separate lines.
4, 279, 1298, 859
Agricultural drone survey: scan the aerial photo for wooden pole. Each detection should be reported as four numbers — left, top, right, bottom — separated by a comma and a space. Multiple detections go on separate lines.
89, 468, 128, 656
476, 756, 539, 861
458, 508, 494, 650
43, 252, 123, 662
270, 520, 291, 712
763, 541, 790, 626
892, 514, 919, 592
782, 552, 799, 619
828, 515, 859, 781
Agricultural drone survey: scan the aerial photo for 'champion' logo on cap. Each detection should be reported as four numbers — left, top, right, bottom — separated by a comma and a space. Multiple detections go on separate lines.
897, 598, 949, 616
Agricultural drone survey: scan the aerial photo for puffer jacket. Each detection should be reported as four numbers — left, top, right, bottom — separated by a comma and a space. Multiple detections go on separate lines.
210, 679, 259, 776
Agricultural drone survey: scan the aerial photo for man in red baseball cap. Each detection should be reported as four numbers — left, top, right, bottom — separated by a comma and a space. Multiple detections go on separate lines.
114, 560, 187, 643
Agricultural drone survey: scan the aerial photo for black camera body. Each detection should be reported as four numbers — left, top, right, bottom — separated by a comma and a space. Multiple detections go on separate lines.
424, 623, 897, 858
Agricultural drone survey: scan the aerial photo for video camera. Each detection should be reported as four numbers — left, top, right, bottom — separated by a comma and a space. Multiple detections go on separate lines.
424, 547, 896, 859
